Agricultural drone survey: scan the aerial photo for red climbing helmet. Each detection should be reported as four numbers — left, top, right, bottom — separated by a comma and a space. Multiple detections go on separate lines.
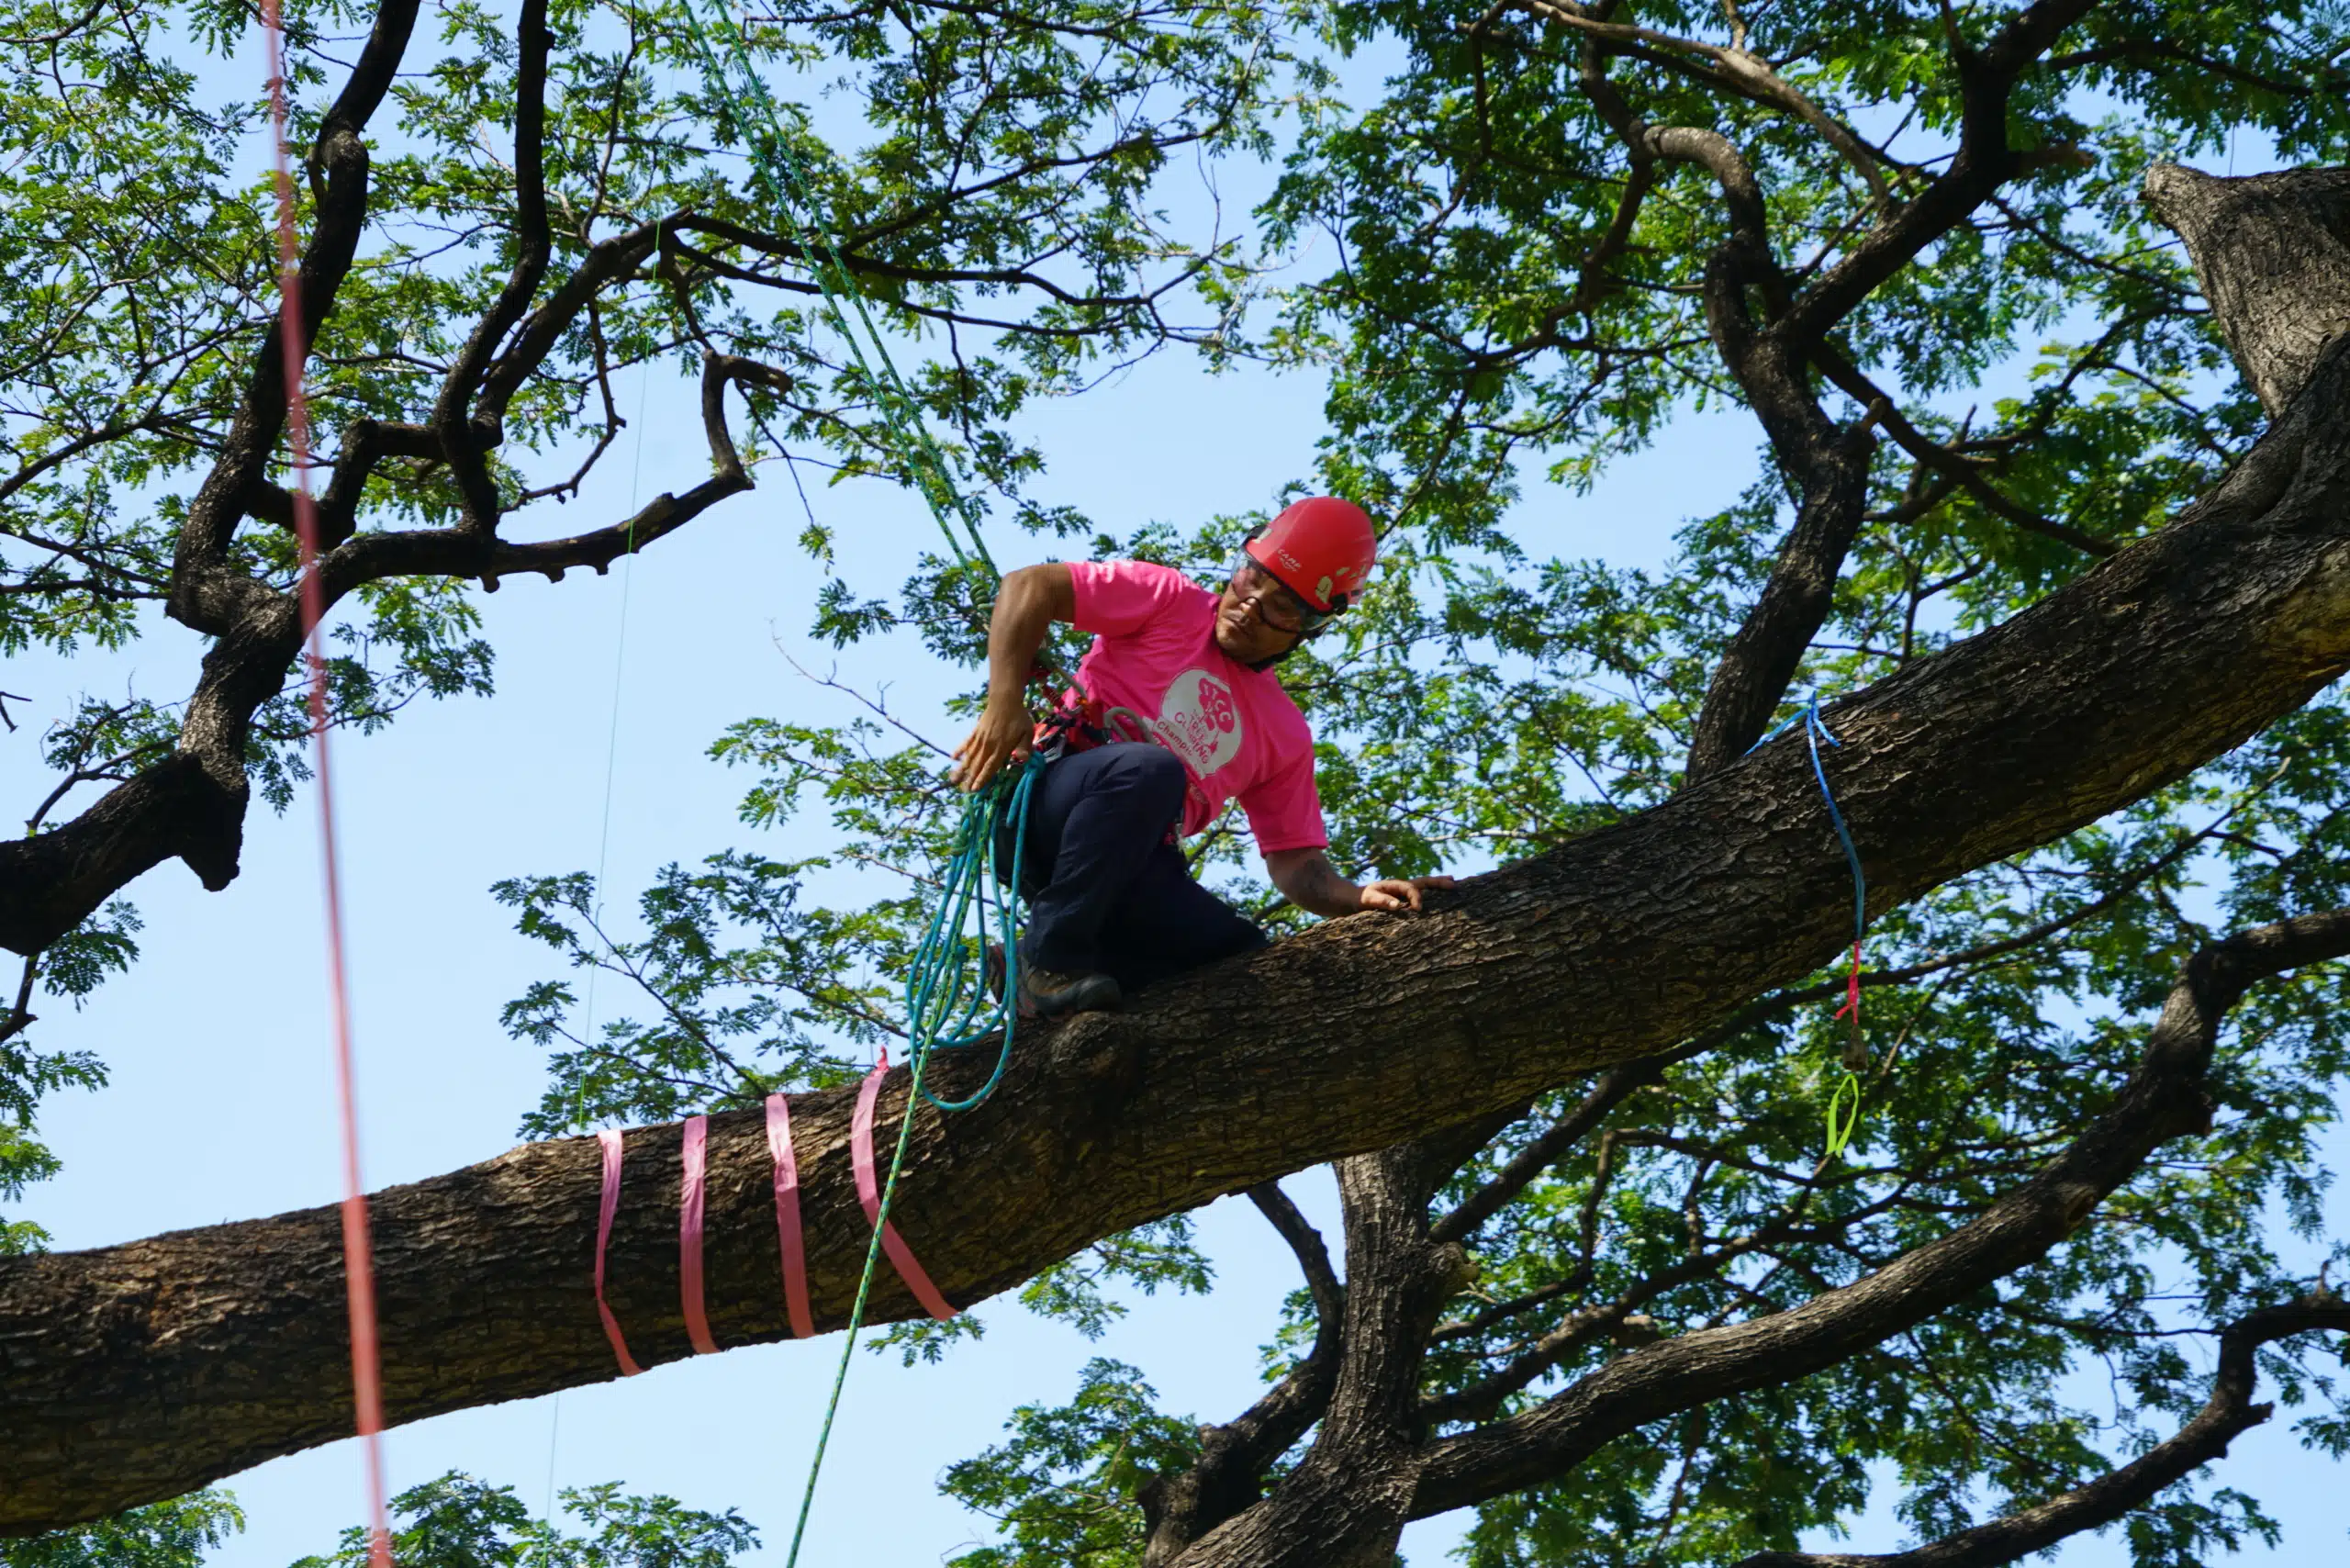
1243, 496, 1378, 627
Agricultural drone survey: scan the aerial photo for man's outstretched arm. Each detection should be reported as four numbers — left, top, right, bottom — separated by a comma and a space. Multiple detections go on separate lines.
1266, 846, 1453, 917
953, 562, 1076, 790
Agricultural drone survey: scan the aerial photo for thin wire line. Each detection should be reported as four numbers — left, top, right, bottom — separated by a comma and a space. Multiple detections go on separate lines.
542, 344, 655, 1524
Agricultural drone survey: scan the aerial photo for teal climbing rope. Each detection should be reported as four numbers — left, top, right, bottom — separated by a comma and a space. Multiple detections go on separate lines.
906, 762, 1048, 1113
658, 9, 1055, 1553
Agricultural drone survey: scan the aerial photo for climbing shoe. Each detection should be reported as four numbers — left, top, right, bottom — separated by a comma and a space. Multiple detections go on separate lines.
1018, 965, 1122, 1019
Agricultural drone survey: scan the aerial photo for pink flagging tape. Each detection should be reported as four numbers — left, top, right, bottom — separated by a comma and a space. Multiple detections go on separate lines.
595, 1130, 644, 1376
679, 1115, 721, 1355
767, 1094, 816, 1338
851, 1064, 958, 1321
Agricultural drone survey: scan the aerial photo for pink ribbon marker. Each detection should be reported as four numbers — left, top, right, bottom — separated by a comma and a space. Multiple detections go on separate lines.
679, 1115, 721, 1355
767, 1094, 816, 1338
595, 1129, 643, 1376
852, 1063, 957, 1321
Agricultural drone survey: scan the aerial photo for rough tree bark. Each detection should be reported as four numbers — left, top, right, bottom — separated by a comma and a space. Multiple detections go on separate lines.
6, 156, 2350, 1524
2145, 164, 2350, 418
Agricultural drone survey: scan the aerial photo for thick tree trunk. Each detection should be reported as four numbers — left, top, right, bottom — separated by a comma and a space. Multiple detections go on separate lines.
5, 165, 2349, 1534
2145, 164, 2350, 417
1163, 1150, 1464, 1568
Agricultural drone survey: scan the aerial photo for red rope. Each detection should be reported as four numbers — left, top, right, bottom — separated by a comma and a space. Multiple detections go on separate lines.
261, 14, 393, 1565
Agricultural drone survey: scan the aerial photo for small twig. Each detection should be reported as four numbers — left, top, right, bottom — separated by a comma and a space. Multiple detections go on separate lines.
0, 951, 39, 1046
778, 644, 956, 758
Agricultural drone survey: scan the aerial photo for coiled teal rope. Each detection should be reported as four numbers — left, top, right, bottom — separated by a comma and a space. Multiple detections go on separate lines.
658, 0, 1038, 1107
907, 757, 1045, 1114
655, 6, 1048, 1555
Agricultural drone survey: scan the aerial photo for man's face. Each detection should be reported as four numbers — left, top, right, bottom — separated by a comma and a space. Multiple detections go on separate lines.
1214, 556, 1312, 665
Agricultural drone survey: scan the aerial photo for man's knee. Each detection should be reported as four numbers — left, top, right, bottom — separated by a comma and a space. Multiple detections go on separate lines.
1207, 919, 1270, 968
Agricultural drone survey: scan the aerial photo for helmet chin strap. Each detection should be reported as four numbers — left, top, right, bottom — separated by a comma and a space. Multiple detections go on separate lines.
1237, 613, 1321, 671
1245, 635, 1308, 673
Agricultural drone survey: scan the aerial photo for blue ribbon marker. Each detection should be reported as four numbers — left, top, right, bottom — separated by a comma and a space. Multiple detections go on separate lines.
1751, 691, 1869, 1159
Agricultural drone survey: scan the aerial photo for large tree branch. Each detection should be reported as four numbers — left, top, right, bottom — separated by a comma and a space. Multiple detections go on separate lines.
2144, 165, 2350, 418
165, 0, 424, 632
1779, 0, 2098, 348
1547, 1, 2095, 785
324, 351, 778, 594
1682, 419, 1876, 776
0, 0, 431, 960
1572, 48, 1880, 780
1512, 0, 1893, 204
1165, 1152, 1467, 1568
0, 352, 777, 957
430, 0, 554, 532
1639, 0, 2099, 774
1729, 1294, 2350, 1568
1140, 1183, 1347, 1565
4, 166, 2348, 1531
1407, 909, 2350, 1517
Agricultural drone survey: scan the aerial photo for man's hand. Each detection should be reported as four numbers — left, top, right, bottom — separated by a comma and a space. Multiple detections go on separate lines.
957, 563, 1075, 791
1266, 847, 1455, 918
1357, 876, 1454, 913
951, 698, 1035, 791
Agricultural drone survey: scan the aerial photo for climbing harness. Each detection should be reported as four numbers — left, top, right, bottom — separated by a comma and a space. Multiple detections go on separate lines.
1033, 678, 1157, 756
259, 4, 394, 1562
1751, 691, 1870, 1160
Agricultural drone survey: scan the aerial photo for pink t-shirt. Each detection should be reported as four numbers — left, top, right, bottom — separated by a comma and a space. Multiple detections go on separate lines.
1059, 560, 1327, 853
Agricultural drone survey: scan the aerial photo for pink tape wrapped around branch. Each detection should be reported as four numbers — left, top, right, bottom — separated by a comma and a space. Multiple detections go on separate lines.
852, 1063, 958, 1321
679, 1115, 721, 1355
594, 1129, 644, 1377
594, 1089, 892, 1374
767, 1093, 816, 1338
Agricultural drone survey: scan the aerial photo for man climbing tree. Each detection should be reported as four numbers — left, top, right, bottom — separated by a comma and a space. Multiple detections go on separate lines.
951, 498, 1451, 1016
7, 1, 2350, 1566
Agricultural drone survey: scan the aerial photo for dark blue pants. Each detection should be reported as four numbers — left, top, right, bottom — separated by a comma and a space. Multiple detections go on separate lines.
1000, 743, 1267, 993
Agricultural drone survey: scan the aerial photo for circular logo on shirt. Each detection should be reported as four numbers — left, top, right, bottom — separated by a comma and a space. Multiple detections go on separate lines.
1157, 667, 1244, 775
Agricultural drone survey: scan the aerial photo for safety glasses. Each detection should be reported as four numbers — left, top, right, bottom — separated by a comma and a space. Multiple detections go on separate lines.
1227, 554, 1341, 636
